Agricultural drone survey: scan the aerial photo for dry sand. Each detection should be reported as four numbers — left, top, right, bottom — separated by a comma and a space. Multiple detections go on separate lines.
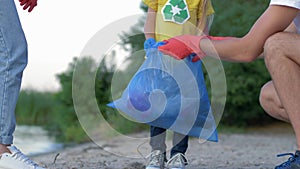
33, 123, 297, 169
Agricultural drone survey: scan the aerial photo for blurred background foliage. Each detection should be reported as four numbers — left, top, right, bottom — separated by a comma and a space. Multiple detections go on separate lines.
209, 0, 273, 126
16, 0, 277, 143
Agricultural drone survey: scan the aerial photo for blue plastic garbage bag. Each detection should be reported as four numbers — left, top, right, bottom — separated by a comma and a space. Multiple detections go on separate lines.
107, 45, 218, 142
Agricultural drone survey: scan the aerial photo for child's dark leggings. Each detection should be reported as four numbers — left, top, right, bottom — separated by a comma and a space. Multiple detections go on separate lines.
150, 126, 188, 158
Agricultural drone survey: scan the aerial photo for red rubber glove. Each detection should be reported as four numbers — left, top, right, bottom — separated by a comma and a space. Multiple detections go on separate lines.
158, 35, 232, 62
158, 35, 207, 62
19, 0, 37, 12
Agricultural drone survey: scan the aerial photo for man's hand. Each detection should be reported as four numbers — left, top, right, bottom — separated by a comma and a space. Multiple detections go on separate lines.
19, 0, 37, 12
159, 35, 233, 62
158, 35, 207, 62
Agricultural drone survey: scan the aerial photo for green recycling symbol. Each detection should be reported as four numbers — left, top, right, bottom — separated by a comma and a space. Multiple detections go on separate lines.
161, 0, 190, 24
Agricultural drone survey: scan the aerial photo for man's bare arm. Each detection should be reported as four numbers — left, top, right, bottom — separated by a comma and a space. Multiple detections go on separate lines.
201, 5, 299, 62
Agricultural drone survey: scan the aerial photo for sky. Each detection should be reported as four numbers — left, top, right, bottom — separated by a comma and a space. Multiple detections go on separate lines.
17, 0, 144, 91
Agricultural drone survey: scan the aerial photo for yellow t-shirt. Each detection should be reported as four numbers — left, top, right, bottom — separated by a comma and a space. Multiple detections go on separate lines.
143, 0, 214, 41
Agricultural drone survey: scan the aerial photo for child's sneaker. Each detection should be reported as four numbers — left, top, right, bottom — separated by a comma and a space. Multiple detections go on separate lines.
275, 150, 300, 169
145, 150, 166, 169
166, 153, 188, 169
0, 145, 45, 169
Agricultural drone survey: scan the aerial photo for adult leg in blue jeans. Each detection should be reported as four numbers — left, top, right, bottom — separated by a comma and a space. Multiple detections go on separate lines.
0, 0, 44, 168
0, 0, 28, 152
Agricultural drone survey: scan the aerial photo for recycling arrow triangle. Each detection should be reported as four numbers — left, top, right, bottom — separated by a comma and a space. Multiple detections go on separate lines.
161, 0, 190, 24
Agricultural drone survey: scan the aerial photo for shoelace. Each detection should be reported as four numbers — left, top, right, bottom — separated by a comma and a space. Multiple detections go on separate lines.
146, 152, 161, 165
166, 153, 188, 168
276, 153, 297, 168
11, 147, 38, 167
137, 141, 165, 168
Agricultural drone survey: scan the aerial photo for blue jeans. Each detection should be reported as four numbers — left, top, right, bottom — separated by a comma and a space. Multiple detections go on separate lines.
0, 0, 28, 144
150, 126, 188, 158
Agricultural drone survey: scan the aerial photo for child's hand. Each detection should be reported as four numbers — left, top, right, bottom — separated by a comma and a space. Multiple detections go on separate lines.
144, 38, 156, 58
144, 38, 156, 50
19, 0, 37, 12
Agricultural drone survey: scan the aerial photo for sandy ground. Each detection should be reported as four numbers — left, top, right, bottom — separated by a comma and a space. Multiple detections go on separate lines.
33, 123, 297, 169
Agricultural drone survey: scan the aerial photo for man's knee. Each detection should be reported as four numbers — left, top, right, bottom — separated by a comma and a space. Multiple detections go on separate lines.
259, 81, 279, 111
264, 32, 287, 61
264, 32, 289, 63
259, 82, 273, 107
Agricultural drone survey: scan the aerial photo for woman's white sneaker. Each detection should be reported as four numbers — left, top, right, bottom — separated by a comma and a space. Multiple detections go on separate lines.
0, 145, 45, 169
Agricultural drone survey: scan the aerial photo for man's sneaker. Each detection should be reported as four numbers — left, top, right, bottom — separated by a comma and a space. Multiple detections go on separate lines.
275, 150, 300, 169
166, 153, 188, 169
145, 150, 166, 169
0, 145, 45, 169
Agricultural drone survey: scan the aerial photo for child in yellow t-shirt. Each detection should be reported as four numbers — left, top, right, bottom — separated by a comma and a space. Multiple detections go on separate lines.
143, 0, 214, 169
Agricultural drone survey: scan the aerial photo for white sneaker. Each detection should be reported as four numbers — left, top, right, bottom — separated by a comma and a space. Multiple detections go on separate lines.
166, 153, 188, 169
145, 150, 166, 169
0, 146, 45, 169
